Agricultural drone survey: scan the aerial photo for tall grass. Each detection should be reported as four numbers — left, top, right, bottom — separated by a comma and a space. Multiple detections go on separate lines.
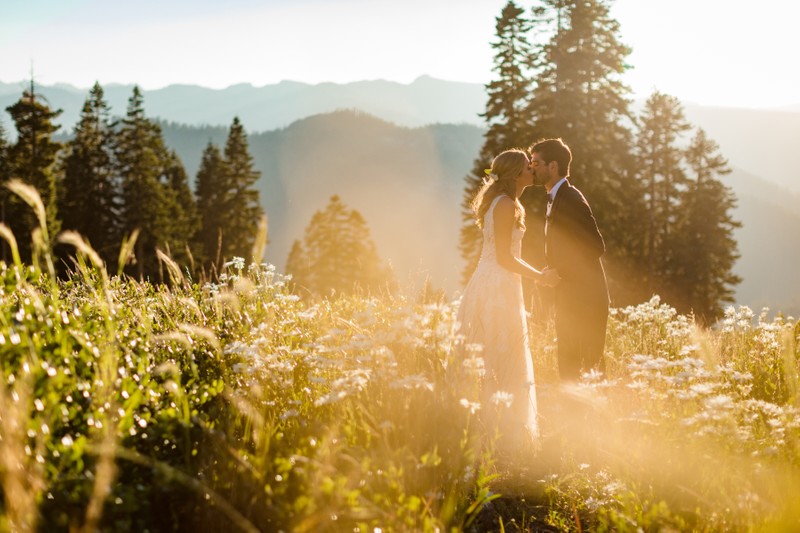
531, 297, 800, 531
0, 183, 797, 531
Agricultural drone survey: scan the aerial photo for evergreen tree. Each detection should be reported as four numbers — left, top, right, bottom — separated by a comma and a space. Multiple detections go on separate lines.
3, 82, 62, 261
460, 1, 535, 283
58, 82, 121, 263
676, 129, 741, 322
461, 0, 640, 298
194, 142, 225, 268
285, 195, 393, 297
285, 240, 309, 292
0, 120, 9, 189
219, 117, 263, 261
634, 91, 691, 298
527, 0, 639, 301
0, 123, 9, 263
116, 86, 186, 280
461, 1, 742, 321
162, 150, 200, 269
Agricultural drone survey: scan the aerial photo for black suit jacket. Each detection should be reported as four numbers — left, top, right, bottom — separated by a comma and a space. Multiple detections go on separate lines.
545, 180, 609, 308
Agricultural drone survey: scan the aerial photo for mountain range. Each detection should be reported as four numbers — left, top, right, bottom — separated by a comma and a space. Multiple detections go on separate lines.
2, 78, 798, 316
0, 76, 486, 133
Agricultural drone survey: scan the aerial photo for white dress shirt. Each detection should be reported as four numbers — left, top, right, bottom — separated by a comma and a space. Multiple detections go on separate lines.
546, 176, 568, 218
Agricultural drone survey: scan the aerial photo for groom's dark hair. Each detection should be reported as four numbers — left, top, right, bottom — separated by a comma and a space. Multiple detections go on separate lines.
530, 138, 571, 177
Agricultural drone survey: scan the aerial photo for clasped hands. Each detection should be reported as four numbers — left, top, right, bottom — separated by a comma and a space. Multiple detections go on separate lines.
538, 266, 561, 288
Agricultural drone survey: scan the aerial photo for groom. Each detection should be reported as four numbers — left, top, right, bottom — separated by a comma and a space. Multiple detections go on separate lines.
530, 138, 609, 381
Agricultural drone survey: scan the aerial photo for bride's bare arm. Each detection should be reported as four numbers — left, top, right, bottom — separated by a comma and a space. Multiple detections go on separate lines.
493, 197, 559, 286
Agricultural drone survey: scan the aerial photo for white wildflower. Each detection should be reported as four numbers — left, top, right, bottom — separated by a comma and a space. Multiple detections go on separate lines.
462, 355, 485, 378
314, 390, 348, 407
689, 382, 717, 396
390, 375, 434, 392
490, 391, 514, 408
280, 409, 300, 420
459, 398, 481, 414
224, 256, 246, 271
705, 394, 734, 411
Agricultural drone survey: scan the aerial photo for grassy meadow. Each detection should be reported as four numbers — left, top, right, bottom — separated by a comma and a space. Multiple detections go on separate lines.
0, 185, 798, 532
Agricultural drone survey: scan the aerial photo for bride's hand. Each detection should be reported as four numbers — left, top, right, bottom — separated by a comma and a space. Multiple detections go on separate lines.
538, 267, 561, 287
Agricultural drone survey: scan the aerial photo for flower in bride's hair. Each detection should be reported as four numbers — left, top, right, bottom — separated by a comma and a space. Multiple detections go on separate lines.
483, 168, 498, 183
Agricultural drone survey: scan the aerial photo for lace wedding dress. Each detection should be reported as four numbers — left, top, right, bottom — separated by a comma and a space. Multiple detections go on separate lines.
457, 195, 539, 453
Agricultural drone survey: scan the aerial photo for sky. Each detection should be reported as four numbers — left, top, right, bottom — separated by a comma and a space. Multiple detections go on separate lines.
2, 0, 799, 109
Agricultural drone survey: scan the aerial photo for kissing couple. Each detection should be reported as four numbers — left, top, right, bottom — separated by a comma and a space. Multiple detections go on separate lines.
456, 137, 609, 454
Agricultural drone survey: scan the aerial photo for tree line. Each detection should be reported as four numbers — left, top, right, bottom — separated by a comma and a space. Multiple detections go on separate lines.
462, 0, 740, 324
0, 82, 392, 296
0, 81, 264, 280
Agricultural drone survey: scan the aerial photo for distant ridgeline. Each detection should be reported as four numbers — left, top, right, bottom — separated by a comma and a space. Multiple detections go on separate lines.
0, 76, 486, 132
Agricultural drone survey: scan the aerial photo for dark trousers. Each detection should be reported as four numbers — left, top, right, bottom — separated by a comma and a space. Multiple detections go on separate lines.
555, 297, 608, 381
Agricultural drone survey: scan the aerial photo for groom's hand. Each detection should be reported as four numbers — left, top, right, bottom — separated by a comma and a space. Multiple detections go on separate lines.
539, 267, 561, 288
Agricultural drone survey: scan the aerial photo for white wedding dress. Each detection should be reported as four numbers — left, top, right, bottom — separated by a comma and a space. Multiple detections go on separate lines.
457, 194, 539, 453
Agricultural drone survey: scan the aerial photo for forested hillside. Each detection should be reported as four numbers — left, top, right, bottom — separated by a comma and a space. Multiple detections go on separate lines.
155, 112, 800, 315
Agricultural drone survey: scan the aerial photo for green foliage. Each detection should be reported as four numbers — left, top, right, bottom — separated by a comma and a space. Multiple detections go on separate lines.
462, 0, 639, 293
633, 91, 691, 300
461, 1, 537, 283
0, 122, 9, 184
0, 184, 797, 529
633, 95, 741, 322
285, 195, 394, 298
463, 1, 741, 321
219, 117, 263, 262
534, 298, 800, 532
677, 128, 741, 322
192, 118, 264, 272
2, 83, 62, 263
115, 86, 197, 281
194, 142, 225, 267
0, 184, 490, 529
525, 0, 638, 296
57, 82, 121, 265
162, 150, 200, 268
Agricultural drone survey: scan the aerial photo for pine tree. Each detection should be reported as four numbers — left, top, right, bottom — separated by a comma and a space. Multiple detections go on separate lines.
58, 82, 121, 264
194, 142, 225, 268
527, 0, 638, 300
461, 1, 741, 319
285, 240, 309, 292
0, 120, 9, 186
3, 81, 62, 261
219, 117, 263, 261
285, 195, 393, 297
0, 121, 8, 160
0, 122, 10, 263
634, 91, 692, 298
162, 150, 200, 269
676, 129, 741, 322
460, 1, 536, 283
116, 86, 178, 280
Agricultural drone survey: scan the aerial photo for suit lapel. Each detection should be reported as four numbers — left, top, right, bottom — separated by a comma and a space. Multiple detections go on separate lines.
545, 179, 570, 261
551, 179, 569, 216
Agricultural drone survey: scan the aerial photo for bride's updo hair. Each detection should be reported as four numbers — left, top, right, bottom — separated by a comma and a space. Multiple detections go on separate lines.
471, 149, 528, 230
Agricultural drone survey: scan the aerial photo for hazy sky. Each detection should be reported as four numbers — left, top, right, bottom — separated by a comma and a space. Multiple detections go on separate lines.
2, 0, 799, 109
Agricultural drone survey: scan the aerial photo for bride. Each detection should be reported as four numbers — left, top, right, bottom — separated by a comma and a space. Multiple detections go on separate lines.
457, 148, 559, 455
